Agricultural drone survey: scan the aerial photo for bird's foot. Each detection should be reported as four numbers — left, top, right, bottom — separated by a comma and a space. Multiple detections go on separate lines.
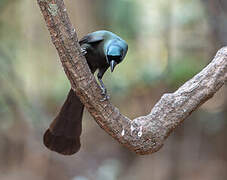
100, 94, 110, 102
100, 95, 110, 102
81, 48, 87, 56
100, 87, 110, 102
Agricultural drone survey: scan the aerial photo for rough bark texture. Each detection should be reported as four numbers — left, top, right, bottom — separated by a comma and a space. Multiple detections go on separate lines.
37, 0, 227, 155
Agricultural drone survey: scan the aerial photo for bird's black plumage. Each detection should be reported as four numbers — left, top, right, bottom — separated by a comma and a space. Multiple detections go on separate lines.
43, 30, 128, 155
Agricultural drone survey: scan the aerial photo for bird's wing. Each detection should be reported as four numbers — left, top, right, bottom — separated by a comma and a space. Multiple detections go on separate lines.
79, 33, 104, 45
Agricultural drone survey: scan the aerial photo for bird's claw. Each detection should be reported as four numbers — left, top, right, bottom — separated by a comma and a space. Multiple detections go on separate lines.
81, 48, 87, 56
101, 87, 107, 95
100, 94, 110, 102
100, 87, 110, 102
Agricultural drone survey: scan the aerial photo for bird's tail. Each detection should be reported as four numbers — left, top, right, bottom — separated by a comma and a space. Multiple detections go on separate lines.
43, 89, 84, 155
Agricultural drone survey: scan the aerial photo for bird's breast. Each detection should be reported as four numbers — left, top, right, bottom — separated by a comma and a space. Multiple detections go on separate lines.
85, 46, 108, 73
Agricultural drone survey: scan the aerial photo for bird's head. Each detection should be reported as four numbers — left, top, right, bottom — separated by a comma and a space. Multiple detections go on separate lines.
106, 44, 128, 72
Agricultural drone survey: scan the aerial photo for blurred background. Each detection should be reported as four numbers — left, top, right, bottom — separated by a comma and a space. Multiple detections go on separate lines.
0, 0, 227, 179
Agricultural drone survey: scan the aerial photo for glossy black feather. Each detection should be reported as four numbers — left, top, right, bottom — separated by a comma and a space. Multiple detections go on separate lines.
43, 30, 128, 155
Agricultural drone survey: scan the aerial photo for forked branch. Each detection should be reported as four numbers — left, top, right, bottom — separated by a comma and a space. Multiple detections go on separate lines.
37, 0, 227, 154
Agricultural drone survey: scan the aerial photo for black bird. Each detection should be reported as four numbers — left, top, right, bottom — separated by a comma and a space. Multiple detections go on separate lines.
43, 30, 128, 155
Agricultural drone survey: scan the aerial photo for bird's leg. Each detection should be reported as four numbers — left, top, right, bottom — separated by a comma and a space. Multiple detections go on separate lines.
99, 80, 109, 102
98, 78, 107, 95
97, 68, 109, 101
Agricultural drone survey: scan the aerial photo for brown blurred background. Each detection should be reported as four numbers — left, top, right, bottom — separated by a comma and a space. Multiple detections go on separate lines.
0, 0, 227, 180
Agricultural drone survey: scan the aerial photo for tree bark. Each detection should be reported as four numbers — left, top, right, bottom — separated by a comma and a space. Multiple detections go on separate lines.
37, 0, 227, 155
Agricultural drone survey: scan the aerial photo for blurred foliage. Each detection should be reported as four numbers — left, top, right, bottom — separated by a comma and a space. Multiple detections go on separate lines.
167, 56, 206, 87
0, 0, 13, 10
95, 0, 139, 38
0, 0, 23, 129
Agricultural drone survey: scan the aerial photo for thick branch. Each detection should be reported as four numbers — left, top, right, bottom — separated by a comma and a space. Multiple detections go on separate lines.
37, 0, 227, 154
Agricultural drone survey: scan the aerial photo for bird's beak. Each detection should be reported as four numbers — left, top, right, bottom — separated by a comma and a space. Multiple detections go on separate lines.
110, 60, 117, 72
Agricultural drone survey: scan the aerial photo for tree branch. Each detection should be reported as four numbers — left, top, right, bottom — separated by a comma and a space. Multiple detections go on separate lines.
37, 0, 227, 154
